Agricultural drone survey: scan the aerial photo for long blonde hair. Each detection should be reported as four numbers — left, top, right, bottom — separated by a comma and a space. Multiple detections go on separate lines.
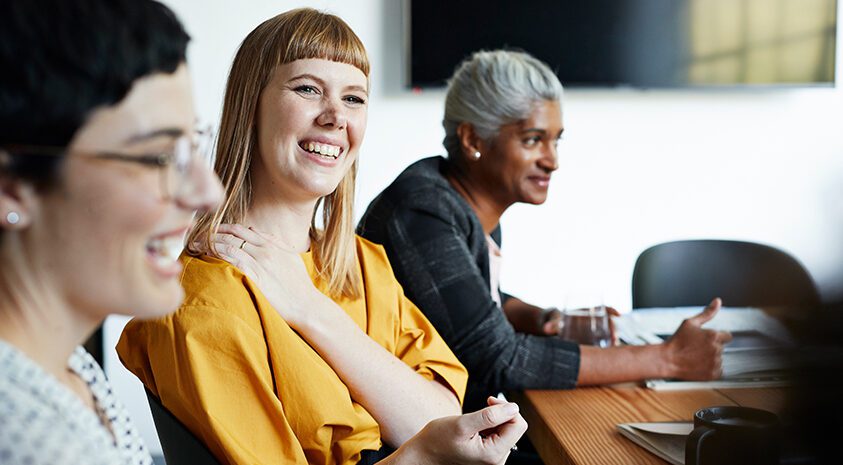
187, 8, 369, 299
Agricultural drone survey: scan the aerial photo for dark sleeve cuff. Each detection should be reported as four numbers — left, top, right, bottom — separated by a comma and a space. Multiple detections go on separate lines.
503, 334, 581, 390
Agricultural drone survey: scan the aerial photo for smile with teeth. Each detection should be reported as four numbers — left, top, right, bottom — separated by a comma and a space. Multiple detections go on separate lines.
301, 141, 341, 159
146, 234, 185, 268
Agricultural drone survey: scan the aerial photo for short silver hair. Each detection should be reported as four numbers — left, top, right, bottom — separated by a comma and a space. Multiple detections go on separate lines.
442, 50, 564, 159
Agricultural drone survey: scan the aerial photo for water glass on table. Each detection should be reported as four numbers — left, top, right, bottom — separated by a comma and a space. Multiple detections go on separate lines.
559, 295, 612, 347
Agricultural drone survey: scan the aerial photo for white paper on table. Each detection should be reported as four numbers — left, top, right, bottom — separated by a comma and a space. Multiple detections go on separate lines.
626, 422, 694, 435
615, 306, 795, 350
617, 422, 692, 465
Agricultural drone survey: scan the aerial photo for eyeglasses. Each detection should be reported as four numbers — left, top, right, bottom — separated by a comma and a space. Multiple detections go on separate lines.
0, 127, 214, 200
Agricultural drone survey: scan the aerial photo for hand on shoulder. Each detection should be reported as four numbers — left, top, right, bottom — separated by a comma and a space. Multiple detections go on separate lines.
210, 223, 326, 328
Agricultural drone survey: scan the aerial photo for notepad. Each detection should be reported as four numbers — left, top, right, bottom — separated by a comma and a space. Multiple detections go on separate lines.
643, 370, 793, 391
616, 421, 693, 465
617, 307, 795, 349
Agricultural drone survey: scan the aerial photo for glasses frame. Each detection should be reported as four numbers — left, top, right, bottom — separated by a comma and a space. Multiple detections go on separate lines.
0, 127, 213, 200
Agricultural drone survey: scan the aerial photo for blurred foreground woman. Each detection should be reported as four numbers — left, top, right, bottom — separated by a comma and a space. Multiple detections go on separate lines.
0, 1, 222, 463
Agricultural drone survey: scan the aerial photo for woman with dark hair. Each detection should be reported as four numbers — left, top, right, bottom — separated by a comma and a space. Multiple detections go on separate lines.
0, 1, 223, 463
358, 49, 732, 412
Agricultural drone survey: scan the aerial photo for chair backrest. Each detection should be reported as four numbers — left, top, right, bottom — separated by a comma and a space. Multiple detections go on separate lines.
145, 389, 222, 465
632, 239, 820, 309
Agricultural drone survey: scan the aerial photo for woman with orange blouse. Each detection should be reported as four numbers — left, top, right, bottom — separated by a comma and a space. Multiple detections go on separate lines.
117, 8, 524, 465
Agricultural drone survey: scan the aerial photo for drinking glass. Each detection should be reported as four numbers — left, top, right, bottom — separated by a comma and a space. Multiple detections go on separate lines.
560, 292, 611, 347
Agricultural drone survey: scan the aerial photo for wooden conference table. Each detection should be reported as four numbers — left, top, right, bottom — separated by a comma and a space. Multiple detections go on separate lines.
513, 384, 787, 465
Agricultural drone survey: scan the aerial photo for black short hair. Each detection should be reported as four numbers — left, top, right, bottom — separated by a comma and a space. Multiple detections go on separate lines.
0, 0, 190, 181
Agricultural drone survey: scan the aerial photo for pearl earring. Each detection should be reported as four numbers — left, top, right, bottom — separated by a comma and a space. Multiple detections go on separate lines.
6, 212, 20, 225
472, 151, 481, 160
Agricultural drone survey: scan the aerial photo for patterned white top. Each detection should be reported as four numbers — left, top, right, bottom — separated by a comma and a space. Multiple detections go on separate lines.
0, 339, 153, 465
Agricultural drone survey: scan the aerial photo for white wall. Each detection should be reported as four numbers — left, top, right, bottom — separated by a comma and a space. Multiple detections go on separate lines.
105, 0, 843, 455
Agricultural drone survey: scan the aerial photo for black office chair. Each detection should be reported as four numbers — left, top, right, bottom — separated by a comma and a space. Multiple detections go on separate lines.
632, 239, 820, 309
145, 389, 223, 465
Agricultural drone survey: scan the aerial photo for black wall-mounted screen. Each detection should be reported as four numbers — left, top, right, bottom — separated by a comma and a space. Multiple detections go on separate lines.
409, 0, 837, 88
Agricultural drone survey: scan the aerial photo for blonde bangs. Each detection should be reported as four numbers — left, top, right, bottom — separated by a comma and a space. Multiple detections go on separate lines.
276, 8, 370, 77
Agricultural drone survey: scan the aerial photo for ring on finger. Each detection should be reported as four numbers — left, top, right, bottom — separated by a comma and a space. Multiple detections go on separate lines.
239, 239, 247, 250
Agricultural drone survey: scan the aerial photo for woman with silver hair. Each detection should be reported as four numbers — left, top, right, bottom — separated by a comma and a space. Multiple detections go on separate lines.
359, 49, 730, 412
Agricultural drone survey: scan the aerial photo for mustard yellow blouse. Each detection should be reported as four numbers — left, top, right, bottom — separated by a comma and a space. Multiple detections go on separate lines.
117, 236, 467, 465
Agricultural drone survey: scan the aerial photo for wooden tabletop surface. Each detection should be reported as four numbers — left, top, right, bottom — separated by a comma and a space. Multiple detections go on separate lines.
513, 385, 788, 465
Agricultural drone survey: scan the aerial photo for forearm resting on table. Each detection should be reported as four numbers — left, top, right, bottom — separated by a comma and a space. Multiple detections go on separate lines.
577, 299, 729, 385
576, 344, 672, 385
501, 297, 546, 335
297, 292, 461, 446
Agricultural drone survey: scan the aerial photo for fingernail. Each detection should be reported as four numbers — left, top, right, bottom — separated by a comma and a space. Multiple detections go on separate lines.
503, 403, 519, 416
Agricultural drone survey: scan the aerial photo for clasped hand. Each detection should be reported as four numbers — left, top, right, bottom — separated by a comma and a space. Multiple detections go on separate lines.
408, 396, 527, 465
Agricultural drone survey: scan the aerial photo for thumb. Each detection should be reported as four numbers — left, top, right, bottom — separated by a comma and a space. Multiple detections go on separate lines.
687, 298, 722, 325
460, 403, 520, 432
487, 395, 505, 406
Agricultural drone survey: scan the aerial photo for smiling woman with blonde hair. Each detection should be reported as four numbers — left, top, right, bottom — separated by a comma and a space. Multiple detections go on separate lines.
118, 8, 525, 465
186, 8, 364, 298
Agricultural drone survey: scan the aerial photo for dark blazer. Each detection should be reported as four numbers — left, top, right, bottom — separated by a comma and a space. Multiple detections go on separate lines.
358, 156, 580, 411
